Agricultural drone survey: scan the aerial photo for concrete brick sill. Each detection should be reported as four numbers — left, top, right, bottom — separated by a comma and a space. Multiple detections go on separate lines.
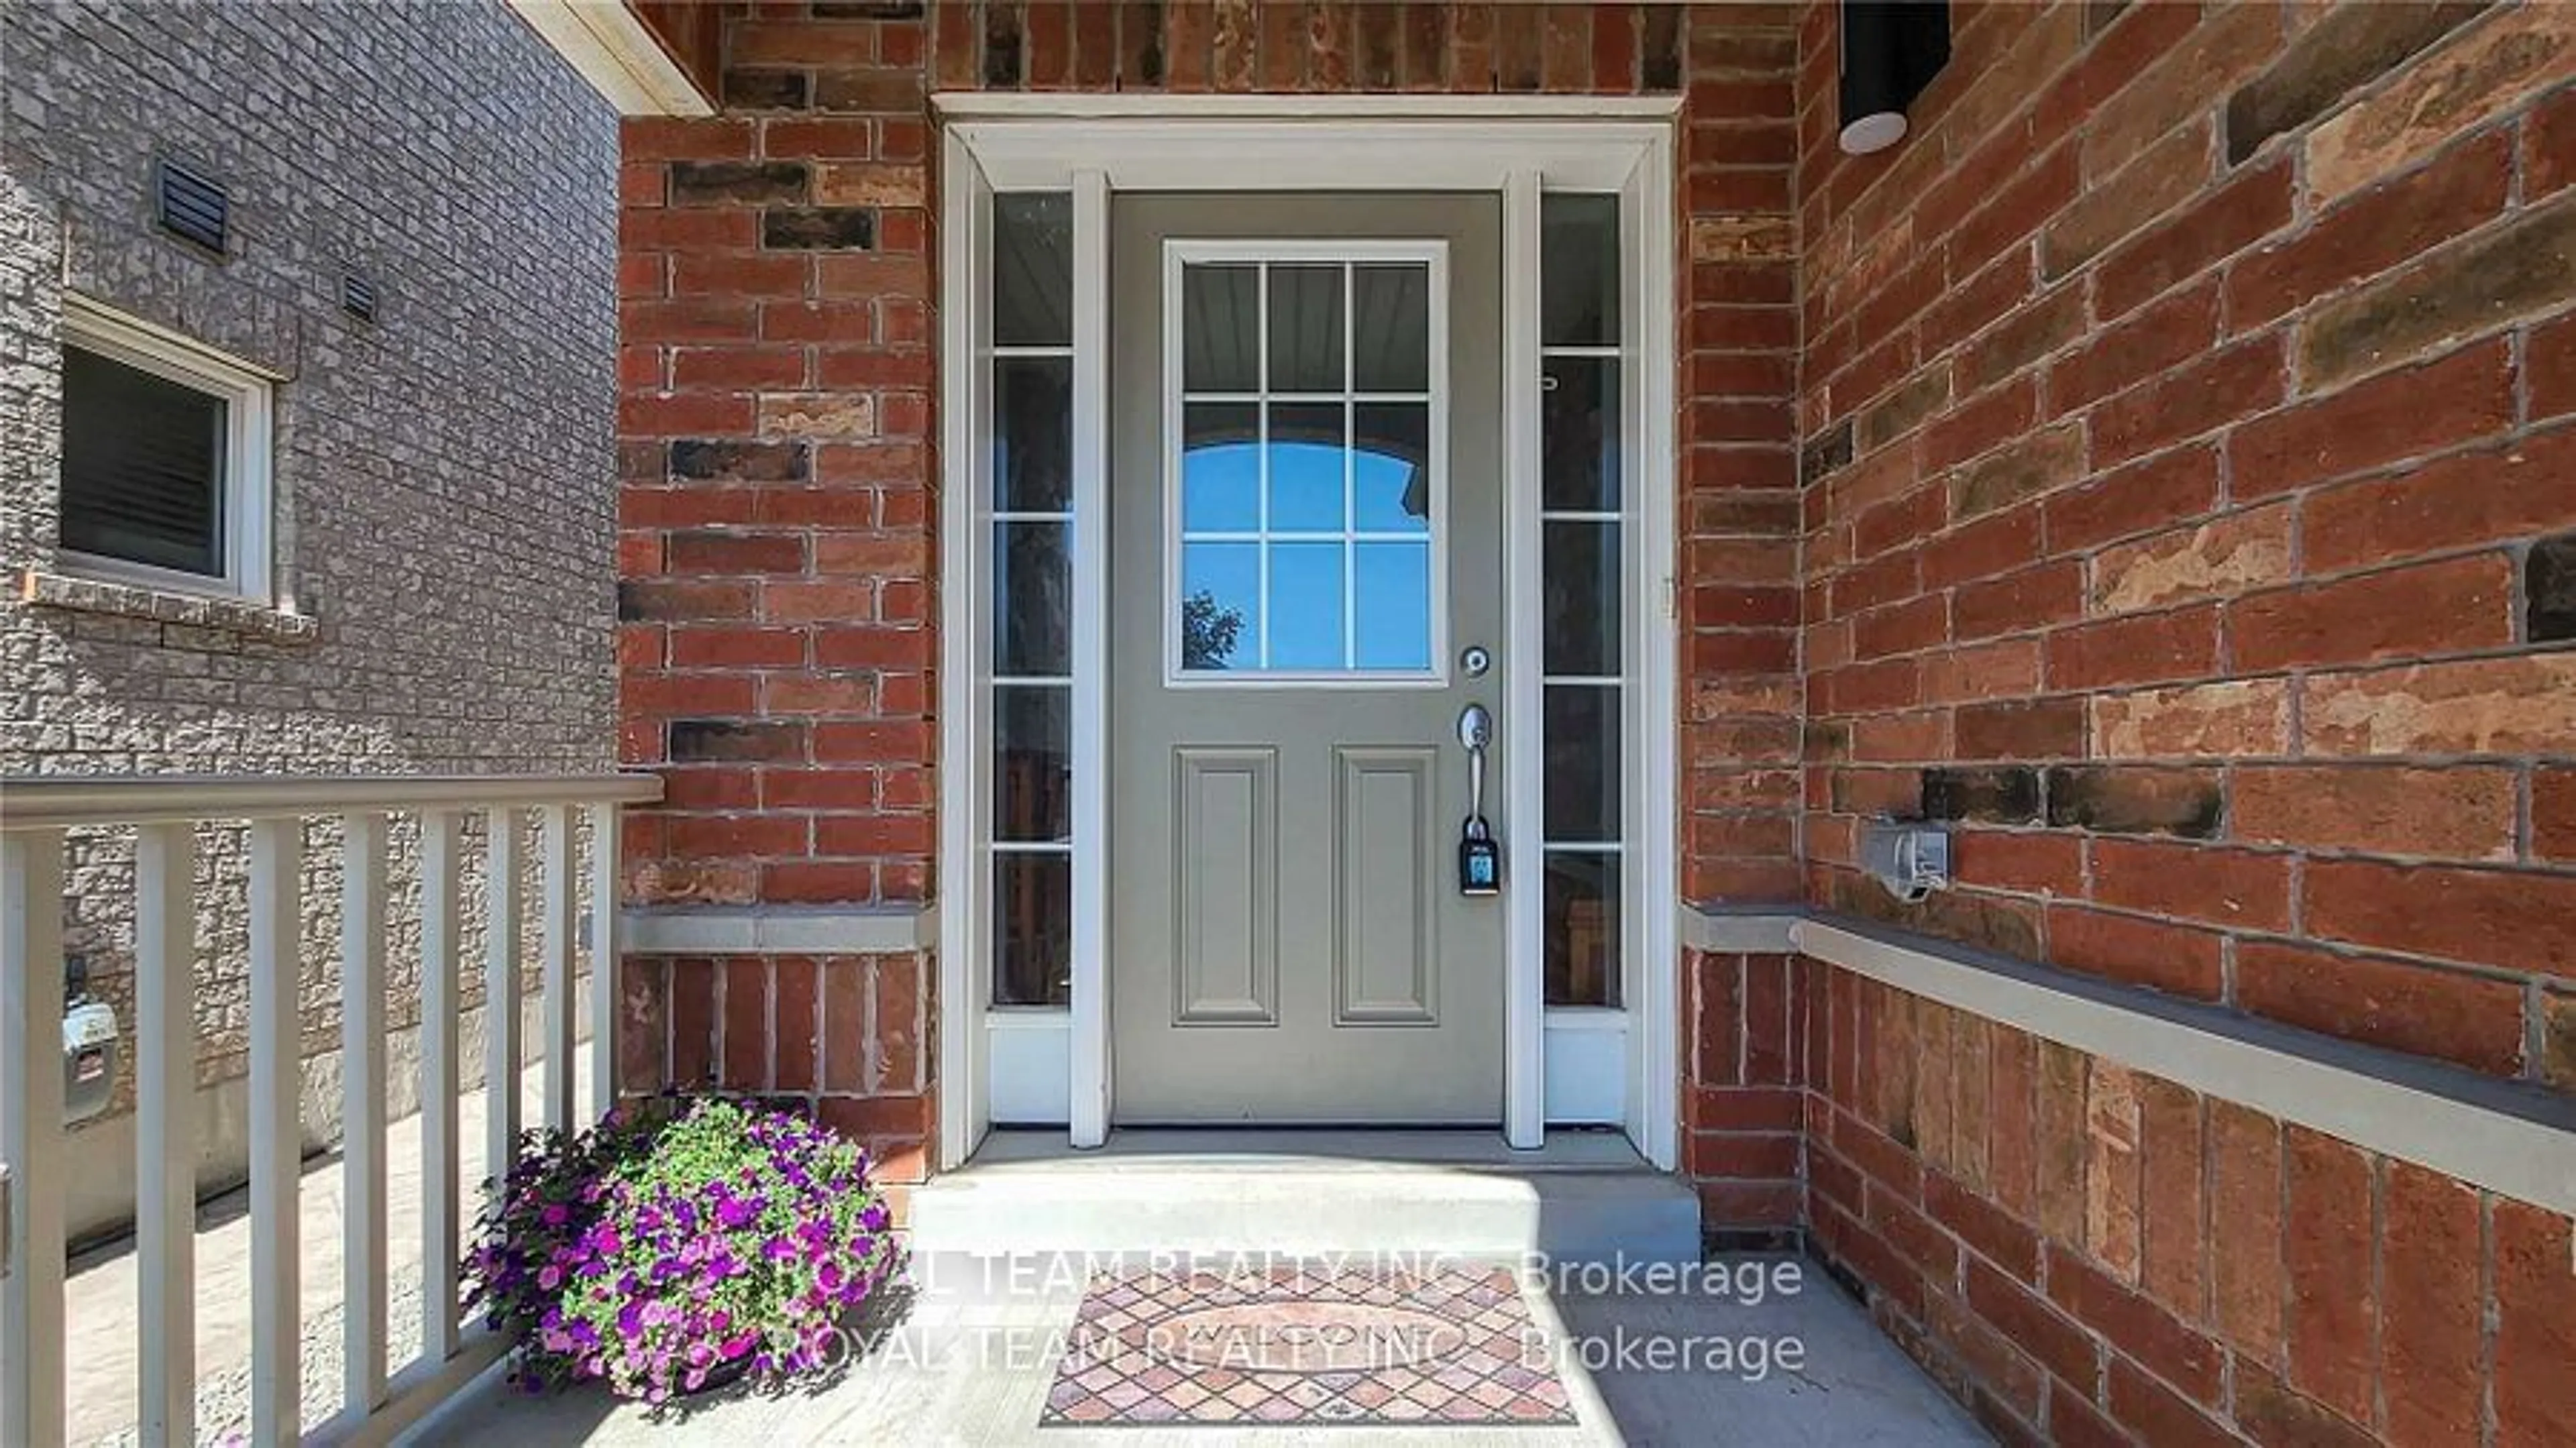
623, 903, 936, 954
19, 569, 319, 644
1681, 902, 2576, 1215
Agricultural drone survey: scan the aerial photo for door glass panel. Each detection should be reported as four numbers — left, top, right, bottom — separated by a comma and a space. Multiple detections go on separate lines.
1267, 542, 1345, 671
1543, 684, 1619, 844
995, 357, 1072, 512
1267, 265, 1344, 392
1174, 254, 1440, 679
1352, 264, 1430, 392
994, 522, 1070, 676
1181, 265, 1260, 392
1542, 520, 1620, 677
1541, 357, 1619, 512
994, 193, 1072, 347
1352, 403, 1430, 532
994, 685, 1071, 842
1267, 403, 1346, 533
1179, 541, 1260, 671
993, 852, 1072, 1006
1544, 852, 1622, 1007
1182, 403, 1260, 532
1353, 543, 1433, 671
1541, 194, 1619, 347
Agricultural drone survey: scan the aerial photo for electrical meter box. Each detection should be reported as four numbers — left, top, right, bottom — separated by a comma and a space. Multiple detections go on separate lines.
62, 999, 118, 1125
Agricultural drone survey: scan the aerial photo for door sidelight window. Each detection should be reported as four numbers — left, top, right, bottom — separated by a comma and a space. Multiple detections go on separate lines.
1540, 194, 1626, 1009
991, 192, 1076, 1007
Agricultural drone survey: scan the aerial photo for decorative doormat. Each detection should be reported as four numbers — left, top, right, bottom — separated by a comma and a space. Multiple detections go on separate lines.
1041, 1264, 1577, 1427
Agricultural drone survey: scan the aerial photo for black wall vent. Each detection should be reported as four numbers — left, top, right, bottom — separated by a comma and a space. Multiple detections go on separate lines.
156, 160, 228, 254
341, 271, 378, 323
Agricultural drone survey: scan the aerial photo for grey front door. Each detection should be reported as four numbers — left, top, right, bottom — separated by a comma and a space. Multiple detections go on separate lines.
1109, 194, 1507, 1123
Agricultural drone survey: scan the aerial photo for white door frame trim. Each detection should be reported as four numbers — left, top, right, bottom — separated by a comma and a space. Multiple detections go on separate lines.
1498, 171, 1546, 1148
937, 99, 1682, 1173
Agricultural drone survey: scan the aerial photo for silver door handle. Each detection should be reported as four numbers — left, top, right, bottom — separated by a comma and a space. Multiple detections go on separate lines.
1458, 703, 1493, 826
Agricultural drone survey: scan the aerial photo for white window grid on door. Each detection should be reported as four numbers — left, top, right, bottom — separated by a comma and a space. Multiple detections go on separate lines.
1161, 239, 1452, 687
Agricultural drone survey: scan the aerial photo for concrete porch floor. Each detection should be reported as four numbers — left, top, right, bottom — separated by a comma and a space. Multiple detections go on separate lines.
908, 1129, 1707, 1267
402, 1249, 1988, 1446
407, 1129, 1983, 1445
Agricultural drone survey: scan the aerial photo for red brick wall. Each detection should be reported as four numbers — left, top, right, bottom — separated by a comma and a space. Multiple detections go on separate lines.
1804, 963, 2574, 1448
619, 0, 1803, 906
1791, 3, 2576, 1442
1798, 1, 2576, 1086
614, 1, 1806, 1181
614, 949, 934, 1206
1683, 949, 1808, 1231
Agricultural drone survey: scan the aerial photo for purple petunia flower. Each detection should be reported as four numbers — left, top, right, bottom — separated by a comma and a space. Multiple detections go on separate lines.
462, 1095, 888, 1403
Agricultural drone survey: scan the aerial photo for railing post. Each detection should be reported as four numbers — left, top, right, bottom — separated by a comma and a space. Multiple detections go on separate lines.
339, 812, 389, 1422
484, 808, 523, 1192
587, 801, 623, 1118
419, 810, 464, 1364
539, 805, 576, 1133
247, 816, 303, 1446
1, 828, 68, 1448
0, 775, 661, 1444
134, 822, 197, 1447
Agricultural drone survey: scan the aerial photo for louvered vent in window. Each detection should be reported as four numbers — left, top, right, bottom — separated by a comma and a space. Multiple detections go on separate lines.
342, 271, 377, 322
60, 346, 227, 577
156, 160, 227, 254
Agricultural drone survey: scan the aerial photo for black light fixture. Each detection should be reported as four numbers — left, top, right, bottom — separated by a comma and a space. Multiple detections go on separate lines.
1839, 1, 1951, 156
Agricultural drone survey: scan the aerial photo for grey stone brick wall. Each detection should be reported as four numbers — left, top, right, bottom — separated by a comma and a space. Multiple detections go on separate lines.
0, 1, 621, 1241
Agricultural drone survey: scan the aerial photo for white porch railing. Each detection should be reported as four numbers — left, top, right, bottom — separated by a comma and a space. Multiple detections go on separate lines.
0, 773, 660, 1447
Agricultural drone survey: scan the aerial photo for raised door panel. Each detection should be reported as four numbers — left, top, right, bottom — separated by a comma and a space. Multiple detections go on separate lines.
1170, 746, 1277, 1025
1334, 746, 1440, 1025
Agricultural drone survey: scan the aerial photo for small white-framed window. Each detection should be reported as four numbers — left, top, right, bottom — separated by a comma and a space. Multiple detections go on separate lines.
57, 296, 275, 603
1163, 239, 1450, 686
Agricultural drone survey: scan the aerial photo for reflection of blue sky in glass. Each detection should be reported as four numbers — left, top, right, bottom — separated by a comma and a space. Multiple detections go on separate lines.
1182, 435, 1257, 531
1267, 443, 1342, 533
1269, 413, 1344, 531
1354, 543, 1432, 669
1179, 419, 1434, 673
1269, 543, 1343, 669
1181, 542, 1260, 665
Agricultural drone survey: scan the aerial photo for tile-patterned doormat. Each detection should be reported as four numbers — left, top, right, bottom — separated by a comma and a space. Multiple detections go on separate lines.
1042, 1264, 1577, 1427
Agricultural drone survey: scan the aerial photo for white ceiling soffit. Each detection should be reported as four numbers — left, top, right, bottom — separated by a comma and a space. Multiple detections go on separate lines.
508, 0, 714, 117
943, 96, 1682, 192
